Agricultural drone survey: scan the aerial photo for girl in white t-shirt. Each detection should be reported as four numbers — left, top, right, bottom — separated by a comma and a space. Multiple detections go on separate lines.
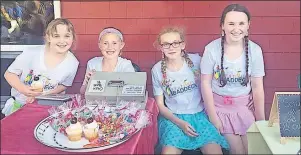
2, 18, 79, 116
151, 26, 229, 154
79, 27, 135, 94
201, 4, 265, 154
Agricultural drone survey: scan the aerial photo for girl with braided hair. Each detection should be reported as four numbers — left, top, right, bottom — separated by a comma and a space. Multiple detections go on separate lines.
151, 26, 229, 154
201, 4, 265, 154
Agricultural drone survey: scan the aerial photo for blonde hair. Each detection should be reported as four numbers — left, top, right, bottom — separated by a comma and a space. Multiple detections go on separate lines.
44, 18, 76, 47
155, 26, 200, 87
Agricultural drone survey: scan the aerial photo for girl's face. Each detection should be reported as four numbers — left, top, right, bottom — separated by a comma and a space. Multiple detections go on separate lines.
160, 32, 185, 60
46, 24, 74, 54
98, 33, 124, 59
222, 11, 250, 43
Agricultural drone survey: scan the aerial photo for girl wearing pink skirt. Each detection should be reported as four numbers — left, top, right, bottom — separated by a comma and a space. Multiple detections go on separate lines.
200, 4, 265, 154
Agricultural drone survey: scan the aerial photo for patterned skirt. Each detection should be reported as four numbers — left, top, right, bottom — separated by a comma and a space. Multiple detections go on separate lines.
158, 111, 229, 150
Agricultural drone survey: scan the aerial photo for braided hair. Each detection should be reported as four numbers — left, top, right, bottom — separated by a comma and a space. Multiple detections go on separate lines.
157, 27, 199, 87
219, 4, 251, 87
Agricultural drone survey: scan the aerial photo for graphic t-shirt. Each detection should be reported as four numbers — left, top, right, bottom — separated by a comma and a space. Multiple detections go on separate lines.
152, 53, 204, 114
82, 57, 135, 85
201, 38, 265, 97
7, 45, 79, 104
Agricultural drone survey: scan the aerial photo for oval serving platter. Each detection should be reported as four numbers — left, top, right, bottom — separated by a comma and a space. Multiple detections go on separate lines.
33, 105, 140, 152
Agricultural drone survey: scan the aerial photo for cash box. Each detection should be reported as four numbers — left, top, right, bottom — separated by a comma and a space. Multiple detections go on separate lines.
84, 72, 148, 109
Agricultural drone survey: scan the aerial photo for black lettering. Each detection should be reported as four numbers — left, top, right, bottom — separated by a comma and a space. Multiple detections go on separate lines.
184, 87, 188, 92
177, 89, 181, 94
227, 78, 231, 82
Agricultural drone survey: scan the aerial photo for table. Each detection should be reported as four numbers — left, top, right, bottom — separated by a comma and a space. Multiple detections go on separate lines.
1, 98, 159, 154
247, 120, 300, 154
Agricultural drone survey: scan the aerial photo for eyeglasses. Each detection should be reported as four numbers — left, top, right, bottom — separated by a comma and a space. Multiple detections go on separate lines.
160, 41, 184, 49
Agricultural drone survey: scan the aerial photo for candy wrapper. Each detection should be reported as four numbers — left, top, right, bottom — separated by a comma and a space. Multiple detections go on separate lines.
73, 94, 86, 109
47, 100, 78, 134
134, 110, 152, 129
77, 106, 94, 123
118, 101, 141, 116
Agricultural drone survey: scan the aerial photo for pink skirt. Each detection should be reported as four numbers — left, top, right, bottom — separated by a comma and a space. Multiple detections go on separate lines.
213, 93, 255, 135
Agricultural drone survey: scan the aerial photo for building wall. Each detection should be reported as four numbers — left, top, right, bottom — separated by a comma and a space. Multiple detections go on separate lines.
62, 1, 300, 118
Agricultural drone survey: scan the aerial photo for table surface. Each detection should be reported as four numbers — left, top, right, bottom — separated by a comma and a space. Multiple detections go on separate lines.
1, 98, 159, 154
255, 121, 300, 154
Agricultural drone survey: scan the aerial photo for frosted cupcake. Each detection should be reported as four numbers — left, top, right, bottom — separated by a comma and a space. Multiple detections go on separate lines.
83, 117, 99, 141
31, 76, 43, 92
65, 117, 83, 141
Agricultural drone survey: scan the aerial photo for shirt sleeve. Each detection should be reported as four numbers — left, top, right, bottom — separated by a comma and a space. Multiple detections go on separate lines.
251, 45, 265, 77
61, 61, 79, 87
200, 47, 215, 74
7, 49, 33, 76
151, 67, 163, 96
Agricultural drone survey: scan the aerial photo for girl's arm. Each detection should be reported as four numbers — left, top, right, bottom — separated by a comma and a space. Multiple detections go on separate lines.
79, 68, 92, 95
4, 71, 40, 97
4, 71, 27, 94
251, 77, 265, 120
155, 95, 198, 137
201, 74, 219, 121
154, 95, 185, 126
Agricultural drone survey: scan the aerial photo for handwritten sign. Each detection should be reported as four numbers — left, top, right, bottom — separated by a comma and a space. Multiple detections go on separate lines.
88, 80, 106, 93
277, 94, 300, 137
122, 85, 144, 95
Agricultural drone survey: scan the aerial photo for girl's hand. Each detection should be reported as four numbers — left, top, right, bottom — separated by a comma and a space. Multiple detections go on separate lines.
178, 120, 199, 137
210, 117, 223, 134
20, 85, 42, 97
26, 97, 35, 103
84, 69, 96, 85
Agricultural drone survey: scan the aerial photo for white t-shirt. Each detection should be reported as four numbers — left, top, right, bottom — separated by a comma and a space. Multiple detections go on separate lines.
83, 57, 135, 85
152, 53, 204, 114
6, 45, 79, 104
201, 38, 265, 97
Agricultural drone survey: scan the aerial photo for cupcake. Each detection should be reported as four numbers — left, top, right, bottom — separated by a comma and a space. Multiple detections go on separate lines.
65, 117, 83, 141
31, 76, 43, 92
83, 117, 99, 141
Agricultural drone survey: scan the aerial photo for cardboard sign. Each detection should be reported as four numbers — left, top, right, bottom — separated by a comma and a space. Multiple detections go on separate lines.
88, 80, 106, 93
122, 85, 144, 95
277, 94, 300, 137
268, 92, 300, 144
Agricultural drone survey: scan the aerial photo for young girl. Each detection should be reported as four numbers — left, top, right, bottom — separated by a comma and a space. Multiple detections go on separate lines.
80, 27, 135, 94
152, 27, 229, 154
2, 18, 79, 116
201, 4, 265, 154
